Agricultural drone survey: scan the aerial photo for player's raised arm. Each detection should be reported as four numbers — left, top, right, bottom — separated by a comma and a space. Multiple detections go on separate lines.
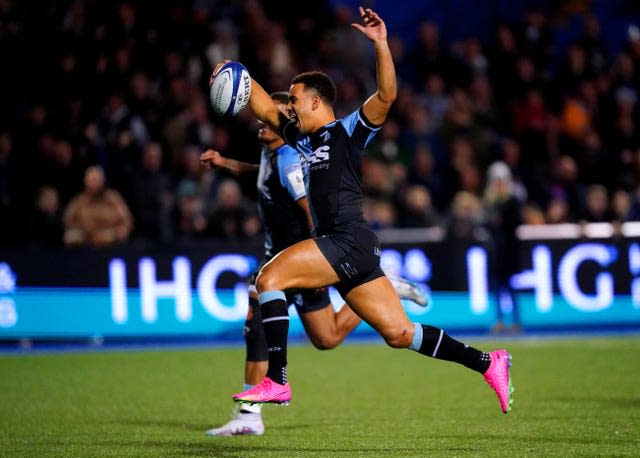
248, 79, 287, 132
352, 7, 397, 125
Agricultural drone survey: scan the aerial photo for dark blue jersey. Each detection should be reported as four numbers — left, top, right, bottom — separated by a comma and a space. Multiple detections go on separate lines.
256, 144, 308, 256
281, 107, 381, 236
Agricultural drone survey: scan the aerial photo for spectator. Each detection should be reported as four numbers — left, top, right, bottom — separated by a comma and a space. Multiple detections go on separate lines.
446, 190, 486, 241
522, 202, 546, 225
398, 185, 440, 228
0, 131, 18, 243
63, 166, 133, 247
3, 1, 640, 248
546, 197, 571, 224
364, 198, 397, 230
482, 161, 524, 333
130, 142, 174, 242
611, 188, 632, 223
206, 178, 259, 240
27, 186, 64, 247
579, 184, 614, 223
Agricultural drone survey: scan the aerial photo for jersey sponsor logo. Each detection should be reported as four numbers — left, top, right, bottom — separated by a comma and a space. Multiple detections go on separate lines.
307, 145, 330, 164
306, 145, 331, 171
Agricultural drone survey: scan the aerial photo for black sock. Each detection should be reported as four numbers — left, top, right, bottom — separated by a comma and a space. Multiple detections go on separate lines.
415, 325, 491, 374
245, 295, 268, 362
260, 293, 289, 385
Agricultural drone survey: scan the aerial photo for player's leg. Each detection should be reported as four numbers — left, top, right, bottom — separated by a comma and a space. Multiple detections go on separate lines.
207, 286, 266, 436
233, 239, 339, 404
297, 288, 361, 350
244, 286, 269, 385
298, 274, 429, 350
344, 274, 514, 413
385, 274, 430, 307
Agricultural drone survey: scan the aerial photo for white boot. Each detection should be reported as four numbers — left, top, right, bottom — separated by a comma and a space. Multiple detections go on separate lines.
206, 403, 264, 436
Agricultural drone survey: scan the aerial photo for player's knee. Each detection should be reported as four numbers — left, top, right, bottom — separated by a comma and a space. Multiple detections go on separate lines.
381, 327, 412, 349
309, 334, 340, 351
255, 268, 280, 293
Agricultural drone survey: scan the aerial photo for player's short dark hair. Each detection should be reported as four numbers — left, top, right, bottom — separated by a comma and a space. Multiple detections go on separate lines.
270, 91, 289, 105
291, 71, 336, 105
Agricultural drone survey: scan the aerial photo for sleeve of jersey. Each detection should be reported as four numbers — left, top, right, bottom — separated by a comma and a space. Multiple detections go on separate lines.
277, 146, 307, 201
339, 107, 382, 149
280, 119, 300, 147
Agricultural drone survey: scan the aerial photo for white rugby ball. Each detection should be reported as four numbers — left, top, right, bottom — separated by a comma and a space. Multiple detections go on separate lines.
209, 61, 252, 116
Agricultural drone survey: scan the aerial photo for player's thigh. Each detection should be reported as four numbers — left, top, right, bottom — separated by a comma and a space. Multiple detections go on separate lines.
344, 275, 414, 347
257, 239, 339, 291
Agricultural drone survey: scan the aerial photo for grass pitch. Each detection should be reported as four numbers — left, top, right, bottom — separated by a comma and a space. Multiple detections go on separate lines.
1, 336, 639, 457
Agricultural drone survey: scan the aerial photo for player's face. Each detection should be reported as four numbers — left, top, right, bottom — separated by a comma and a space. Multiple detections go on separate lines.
287, 83, 317, 134
257, 120, 277, 143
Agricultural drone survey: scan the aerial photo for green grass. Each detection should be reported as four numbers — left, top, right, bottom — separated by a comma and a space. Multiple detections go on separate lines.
1, 337, 640, 457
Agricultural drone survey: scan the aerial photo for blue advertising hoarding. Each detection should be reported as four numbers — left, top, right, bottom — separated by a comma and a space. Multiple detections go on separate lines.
1, 228, 640, 341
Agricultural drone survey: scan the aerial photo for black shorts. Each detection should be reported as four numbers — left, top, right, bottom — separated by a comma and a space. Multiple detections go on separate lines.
249, 256, 331, 314
315, 225, 384, 297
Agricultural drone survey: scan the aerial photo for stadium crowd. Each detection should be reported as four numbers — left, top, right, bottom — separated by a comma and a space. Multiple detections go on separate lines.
1, 0, 640, 248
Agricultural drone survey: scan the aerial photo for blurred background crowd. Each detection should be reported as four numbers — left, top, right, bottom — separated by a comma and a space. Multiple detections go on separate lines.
1, 0, 640, 249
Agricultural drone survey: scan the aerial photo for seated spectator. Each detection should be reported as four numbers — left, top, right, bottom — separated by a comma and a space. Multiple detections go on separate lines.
206, 178, 260, 240
63, 166, 133, 247
27, 186, 64, 246
545, 197, 571, 224
364, 198, 398, 230
521, 202, 546, 225
130, 142, 174, 242
398, 185, 441, 228
611, 188, 632, 222
446, 190, 486, 241
174, 180, 207, 241
579, 183, 614, 222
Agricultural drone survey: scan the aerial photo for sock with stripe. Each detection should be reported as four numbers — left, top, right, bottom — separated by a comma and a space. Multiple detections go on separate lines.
260, 290, 289, 385
409, 323, 491, 374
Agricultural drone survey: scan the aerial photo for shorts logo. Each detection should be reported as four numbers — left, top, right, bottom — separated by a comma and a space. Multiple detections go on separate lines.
340, 262, 358, 279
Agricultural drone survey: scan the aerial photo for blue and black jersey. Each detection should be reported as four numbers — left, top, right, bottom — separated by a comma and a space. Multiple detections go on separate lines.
256, 144, 308, 257
281, 107, 381, 237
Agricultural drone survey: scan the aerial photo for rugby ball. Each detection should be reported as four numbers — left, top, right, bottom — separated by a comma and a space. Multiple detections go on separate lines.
209, 61, 252, 116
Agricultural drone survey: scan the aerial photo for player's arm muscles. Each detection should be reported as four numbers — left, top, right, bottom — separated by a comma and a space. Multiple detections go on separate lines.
361, 38, 397, 126
248, 79, 289, 132
200, 149, 259, 176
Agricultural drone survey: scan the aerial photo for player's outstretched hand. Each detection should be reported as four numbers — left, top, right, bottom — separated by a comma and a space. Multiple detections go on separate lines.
209, 59, 232, 86
351, 6, 387, 42
200, 149, 223, 169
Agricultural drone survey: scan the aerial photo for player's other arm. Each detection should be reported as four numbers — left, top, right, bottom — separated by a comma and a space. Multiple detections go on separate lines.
296, 197, 315, 232
200, 149, 259, 176
352, 7, 397, 125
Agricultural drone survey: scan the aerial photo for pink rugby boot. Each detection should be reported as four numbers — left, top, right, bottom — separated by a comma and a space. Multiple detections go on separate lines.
483, 349, 514, 413
232, 377, 292, 405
